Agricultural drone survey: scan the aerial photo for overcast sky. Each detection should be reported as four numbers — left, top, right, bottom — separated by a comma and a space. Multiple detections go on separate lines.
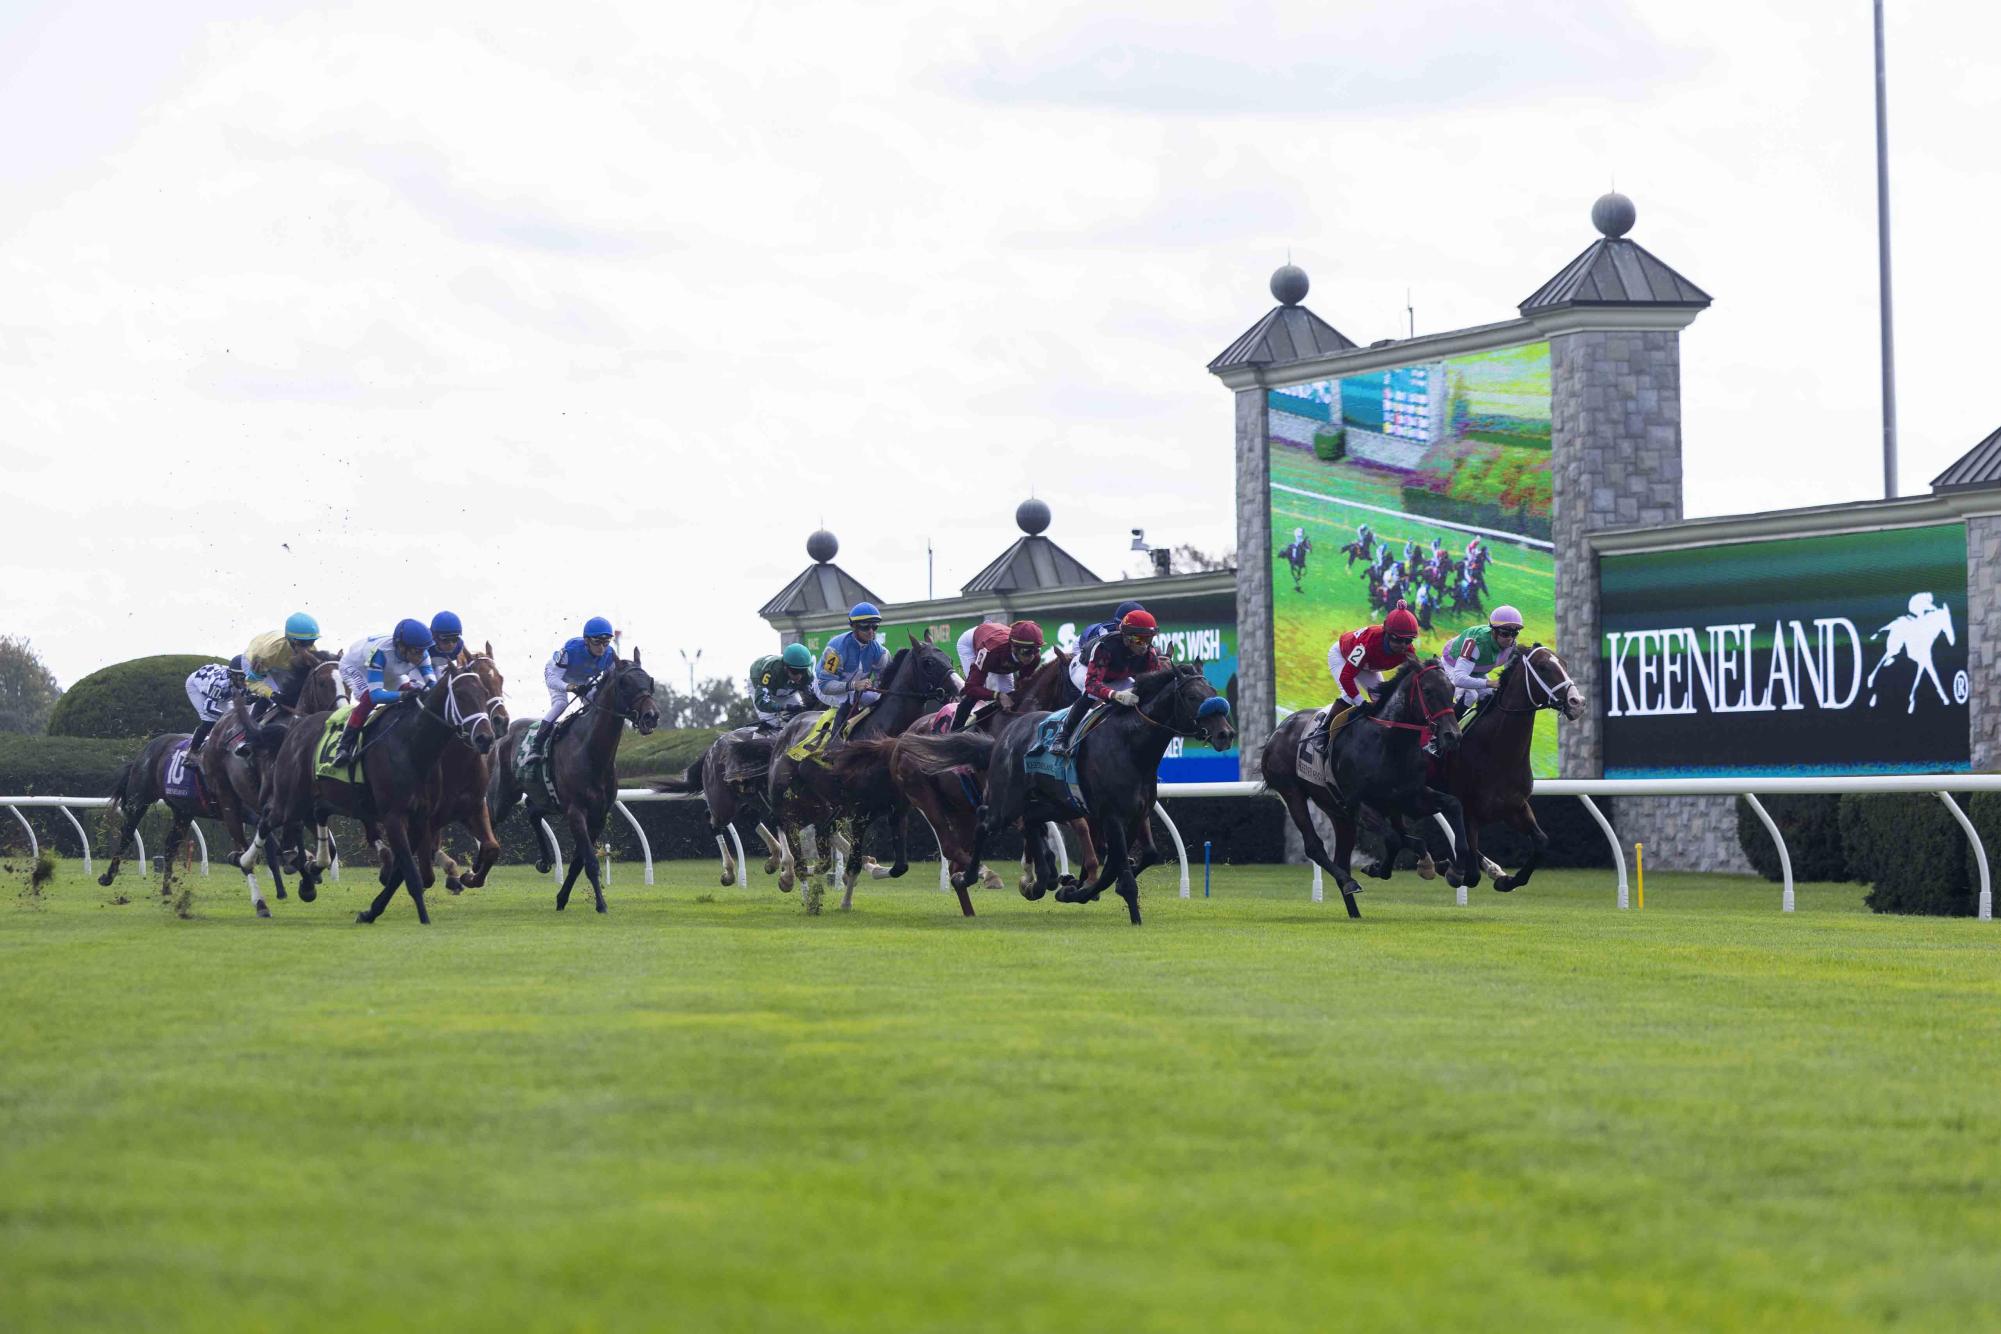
3, 1, 1996, 699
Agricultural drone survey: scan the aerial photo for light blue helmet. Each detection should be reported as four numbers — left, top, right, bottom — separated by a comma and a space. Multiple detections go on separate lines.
848, 602, 882, 627
583, 616, 614, 639
284, 611, 319, 642
393, 618, 433, 650
430, 611, 463, 639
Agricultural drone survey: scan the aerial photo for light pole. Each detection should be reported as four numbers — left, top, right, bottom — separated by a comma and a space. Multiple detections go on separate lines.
1873, 0, 1898, 498
678, 648, 701, 698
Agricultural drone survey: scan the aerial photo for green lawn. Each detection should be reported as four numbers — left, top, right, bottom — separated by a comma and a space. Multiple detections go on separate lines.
3, 858, 1998, 1332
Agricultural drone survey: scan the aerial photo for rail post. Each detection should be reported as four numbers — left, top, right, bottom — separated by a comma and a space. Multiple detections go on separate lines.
55, 805, 92, 876
6, 804, 38, 863
1936, 792, 1991, 922
1575, 795, 1627, 909
1741, 793, 1794, 913
539, 819, 564, 880
612, 800, 654, 885
1153, 801, 1190, 900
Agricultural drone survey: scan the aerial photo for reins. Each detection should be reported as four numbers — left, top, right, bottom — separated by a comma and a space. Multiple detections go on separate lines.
1366, 660, 1455, 735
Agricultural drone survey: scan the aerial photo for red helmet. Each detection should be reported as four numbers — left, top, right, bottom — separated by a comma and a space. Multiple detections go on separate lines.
1008, 620, 1045, 652
1120, 609, 1158, 638
1384, 606, 1420, 640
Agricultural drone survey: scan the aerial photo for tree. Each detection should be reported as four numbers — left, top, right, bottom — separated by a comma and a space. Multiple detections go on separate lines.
653, 675, 753, 730
46, 654, 227, 739
0, 636, 62, 734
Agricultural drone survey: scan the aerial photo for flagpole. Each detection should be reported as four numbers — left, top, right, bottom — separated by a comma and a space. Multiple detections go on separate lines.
1874, 0, 1898, 499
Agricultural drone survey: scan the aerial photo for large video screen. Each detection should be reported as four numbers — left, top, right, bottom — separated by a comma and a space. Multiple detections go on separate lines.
1599, 524, 1971, 776
1266, 341, 1558, 775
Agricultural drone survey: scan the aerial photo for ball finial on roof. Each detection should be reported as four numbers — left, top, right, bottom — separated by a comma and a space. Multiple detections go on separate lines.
1592, 190, 1636, 239
1015, 497, 1052, 536
806, 529, 839, 563
1270, 263, 1310, 306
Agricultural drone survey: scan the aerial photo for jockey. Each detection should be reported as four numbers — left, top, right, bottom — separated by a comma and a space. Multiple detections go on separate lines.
1052, 608, 1166, 755
815, 602, 890, 733
751, 644, 817, 729
951, 619, 1044, 730
530, 617, 617, 763
333, 620, 438, 766
242, 611, 321, 711
1325, 603, 1421, 723
1357, 522, 1373, 548
427, 610, 465, 671
183, 655, 245, 761
1442, 605, 1525, 708
1071, 600, 1146, 685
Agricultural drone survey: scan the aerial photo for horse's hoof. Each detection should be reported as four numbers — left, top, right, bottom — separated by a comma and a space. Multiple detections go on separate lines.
595, 902, 607, 914
1020, 882, 1046, 901
720, 871, 735, 887
97, 873, 113, 887
354, 912, 373, 925
256, 902, 271, 918
299, 884, 317, 903
275, 884, 288, 899
536, 860, 552, 875
1416, 861, 1437, 881
446, 878, 464, 895
1493, 877, 1515, 893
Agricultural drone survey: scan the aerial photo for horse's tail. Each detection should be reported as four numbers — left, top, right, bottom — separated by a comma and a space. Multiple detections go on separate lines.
826, 737, 899, 785
646, 753, 706, 794
890, 733, 996, 777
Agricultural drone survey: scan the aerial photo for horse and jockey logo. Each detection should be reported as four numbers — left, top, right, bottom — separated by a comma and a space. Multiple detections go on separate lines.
1866, 592, 1963, 714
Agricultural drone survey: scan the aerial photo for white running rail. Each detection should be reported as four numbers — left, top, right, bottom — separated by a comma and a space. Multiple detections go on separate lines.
9, 775, 1994, 920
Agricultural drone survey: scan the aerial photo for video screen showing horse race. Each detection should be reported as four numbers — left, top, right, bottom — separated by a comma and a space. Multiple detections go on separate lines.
6, 9, 2001, 1332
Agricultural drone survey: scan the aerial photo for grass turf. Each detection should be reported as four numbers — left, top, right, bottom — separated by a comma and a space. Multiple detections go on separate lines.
3, 857, 1997, 1331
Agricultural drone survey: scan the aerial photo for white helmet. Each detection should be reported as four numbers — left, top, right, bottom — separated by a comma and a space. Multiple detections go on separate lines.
1490, 605, 1525, 629
1293, 527, 1305, 541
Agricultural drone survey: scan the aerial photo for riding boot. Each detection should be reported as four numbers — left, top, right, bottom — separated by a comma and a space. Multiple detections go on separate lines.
333, 721, 362, 767
1051, 694, 1090, 755
187, 720, 214, 759
950, 696, 975, 732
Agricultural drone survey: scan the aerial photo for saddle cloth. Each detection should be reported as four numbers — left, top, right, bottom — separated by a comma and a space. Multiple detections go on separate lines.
1023, 715, 1086, 814
163, 739, 207, 803
314, 701, 401, 784
514, 722, 562, 808
785, 703, 872, 763
1296, 706, 1365, 791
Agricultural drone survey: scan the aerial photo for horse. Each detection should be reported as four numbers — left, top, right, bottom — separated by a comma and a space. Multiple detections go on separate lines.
1866, 593, 1956, 713
1416, 646, 1583, 892
489, 654, 660, 914
1341, 534, 1374, 569
1260, 659, 1475, 918
763, 637, 958, 910
1283, 535, 1312, 592
647, 723, 797, 886
96, 732, 219, 904
890, 664, 1233, 926
260, 666, 500, 924
425, 645, 510, 892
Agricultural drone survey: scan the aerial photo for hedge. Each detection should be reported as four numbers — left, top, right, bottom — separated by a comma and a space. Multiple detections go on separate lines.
1734, 795, 1852, 884
47, 654, 228, 740
1838, 792, 1979, 916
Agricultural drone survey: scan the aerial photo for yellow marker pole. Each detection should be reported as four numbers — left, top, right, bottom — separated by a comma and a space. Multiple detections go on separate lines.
1636, 842, 1645, 911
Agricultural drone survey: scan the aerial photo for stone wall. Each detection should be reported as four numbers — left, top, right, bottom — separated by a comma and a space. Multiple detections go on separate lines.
1234, 386, 1274, 781
1549, 329, 1686, 779
1613, 796, 1755, 875
1969, 513, 2001, 772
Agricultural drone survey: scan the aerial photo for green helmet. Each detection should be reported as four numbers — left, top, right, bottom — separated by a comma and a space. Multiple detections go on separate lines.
284, 611, 320, 642
782, 643, 814, 671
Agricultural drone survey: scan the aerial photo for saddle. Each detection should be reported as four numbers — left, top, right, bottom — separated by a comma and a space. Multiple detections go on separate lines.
314, 701, 405, 785
784, 703, 872, 763
1296, 704, 1362, 791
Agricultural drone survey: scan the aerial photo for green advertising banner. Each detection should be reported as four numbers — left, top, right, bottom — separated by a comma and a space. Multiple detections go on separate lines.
1599, 523, 1971, 776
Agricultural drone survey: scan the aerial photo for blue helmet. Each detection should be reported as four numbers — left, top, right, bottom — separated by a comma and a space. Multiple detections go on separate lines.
848, 602, 882, 627
228, 654, 246, 674
393, 618, 434, 650
430, 611, 463, 639
284, 611, 320, 642
1114, 600, 1146, 620
583, 616, 614, 639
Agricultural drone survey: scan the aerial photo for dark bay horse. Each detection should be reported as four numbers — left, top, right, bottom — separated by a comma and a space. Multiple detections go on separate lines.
764, 638, 957, 911
648, 722, 799, 886
1261, 660, 1474, 918
427, 645, 510, 892
97, 732, 218, 904
490, 654, 660, 913
1417, 646, 1583, 892
894, 664, 1235, 925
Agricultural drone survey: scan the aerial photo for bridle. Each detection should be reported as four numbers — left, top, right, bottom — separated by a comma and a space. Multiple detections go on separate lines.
1135, 668, 1231, 739
1489, 646, 1577, 716
442, 667, 501, 746
874, 649, 954, 704
1367, 659, 1456, 735
582, 662, 657, 724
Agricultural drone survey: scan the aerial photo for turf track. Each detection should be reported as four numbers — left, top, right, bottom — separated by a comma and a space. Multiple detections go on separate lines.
3, 858, 1997, 1331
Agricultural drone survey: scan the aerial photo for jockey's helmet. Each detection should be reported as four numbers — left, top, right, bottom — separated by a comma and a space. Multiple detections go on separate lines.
848, 602, 882, 630
1119, 609, 1158, 648
284, 611, 320, 644
1114, 599, 1146, 621
782, 643, 814, 672
1490, 606, 1524, 632
1384, 606, 1420, 647
583, 616, 615, 640
394, 619, 434, 651
1293, 527, 1304, 542
1008, 621, 1045, 663
227, 654, 246, 678
430, 610, 463, 641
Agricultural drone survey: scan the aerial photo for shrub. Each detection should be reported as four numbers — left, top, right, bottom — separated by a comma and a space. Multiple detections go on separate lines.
1734, 795, 1851, 883
46, 654, 228, 740
1839, 793, 1977, 916
1312, 429, 1345, 462
615, 728, 727, 780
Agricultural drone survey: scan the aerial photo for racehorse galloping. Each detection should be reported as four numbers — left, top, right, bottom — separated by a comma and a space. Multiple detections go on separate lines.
97, 733, 218, 905
1283, 533, 1312, 592
1419, 645, 1583, 893
426, 646, 510, 892
894, 664, 1235, 926
490, 654, 660, 913
648, 724, 796, 886
1261, 659, 1475, 918
204, 655, 344, 912
763, 638, 957, 910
